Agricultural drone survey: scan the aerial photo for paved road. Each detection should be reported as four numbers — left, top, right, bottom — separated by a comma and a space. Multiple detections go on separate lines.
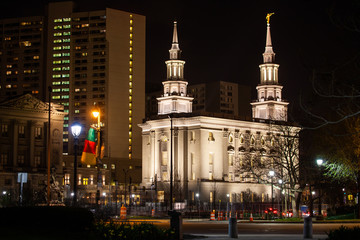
115, 219, 360, 239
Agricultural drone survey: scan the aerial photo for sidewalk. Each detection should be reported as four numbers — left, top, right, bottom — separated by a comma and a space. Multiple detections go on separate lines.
184, 234, 327, 239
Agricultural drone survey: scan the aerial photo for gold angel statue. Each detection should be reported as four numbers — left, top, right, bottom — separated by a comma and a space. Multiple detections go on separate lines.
266, 13, 275, 24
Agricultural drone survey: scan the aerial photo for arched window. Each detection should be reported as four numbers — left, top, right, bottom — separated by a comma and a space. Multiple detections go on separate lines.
228, 134, 233, 143
250, 135, 255, 145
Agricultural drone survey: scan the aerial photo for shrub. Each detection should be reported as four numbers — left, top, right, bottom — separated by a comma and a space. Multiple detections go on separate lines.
96, 221, 176, 240
327, 226, 360, 240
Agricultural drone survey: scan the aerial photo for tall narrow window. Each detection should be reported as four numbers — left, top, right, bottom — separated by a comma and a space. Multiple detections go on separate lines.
35, 127, 42, 139
18, 125, 25, 138
34, 156, 41, 166
0, 153, 8, 165
1, 124, 8, 137
64, 174, 70, 185
191, 153, 195, 180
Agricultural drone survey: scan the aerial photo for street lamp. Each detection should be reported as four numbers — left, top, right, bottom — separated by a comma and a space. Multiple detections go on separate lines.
278, 179, 283, 218
226, 193, 230, 217
71, 122, 82, 206
316, 159, 324, 217
92, 108, 101, 208
196, 193, 200, 219
269, 170, 275, 211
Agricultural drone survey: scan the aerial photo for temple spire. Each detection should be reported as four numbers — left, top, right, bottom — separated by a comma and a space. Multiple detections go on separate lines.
169, 21, 181, 60
263, 13, 275, 63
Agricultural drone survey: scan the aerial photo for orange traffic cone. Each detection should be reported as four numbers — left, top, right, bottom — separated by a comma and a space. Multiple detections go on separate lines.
249, 213, 253, 222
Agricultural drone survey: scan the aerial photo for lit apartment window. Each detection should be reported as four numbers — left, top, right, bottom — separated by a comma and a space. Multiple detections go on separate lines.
53, 33, 62, 36
54, 26, 62, 30
53, 67, 61, 71
63, 25, 71, 29
61, 95, 69, 99
6, 71, 11, 75
111, 164, 115, 170
53, 53, 61, 57
63, 18, 71, 22
6, 65, 12, 68
64, 174, 70, 185
62, 53, 70, 57
63, 32, 70, 36
62, 66, 70, 71
52, 74, 61, 78
53, 60, 61, 64
63, 46, 70, 50
54, 19, 63, 23
62, 60, 70, 64
62, 74, 70, 78
53, 46, 61, 50
54, 39, 62, 43
33, 56, 40, 60
62, 88, 69, 92
52, 96, 60, 99
83, 178, 89, 185
63, 38, 70, 42
103, 164, 107, 169
52, 82, 61, 85
52, 88, 60, 92
74, 110, 79, 113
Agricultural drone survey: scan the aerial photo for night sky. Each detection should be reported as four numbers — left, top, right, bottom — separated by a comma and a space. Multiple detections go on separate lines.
1, 0, 359, 121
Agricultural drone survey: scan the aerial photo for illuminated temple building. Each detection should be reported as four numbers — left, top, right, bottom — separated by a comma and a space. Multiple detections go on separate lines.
139, 20, 299, 210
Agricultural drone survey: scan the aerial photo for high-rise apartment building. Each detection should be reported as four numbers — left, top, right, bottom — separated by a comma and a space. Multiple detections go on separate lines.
46, 2, 145, 163
0, 2, 145, 192
0, 16, 46, 101
188, 81, 251, 119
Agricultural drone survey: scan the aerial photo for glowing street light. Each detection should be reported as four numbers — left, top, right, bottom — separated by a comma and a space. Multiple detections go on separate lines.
71, 122, 82, 206
316, 158, 324, 216
316, 159, 324, 167
269, 170, 275, 210
92, 107, 101, 209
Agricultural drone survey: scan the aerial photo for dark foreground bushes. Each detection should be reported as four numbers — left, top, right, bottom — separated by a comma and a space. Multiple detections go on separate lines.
95, 221, 176, 240
327, 226, 360, 240
0, 206, 94, 231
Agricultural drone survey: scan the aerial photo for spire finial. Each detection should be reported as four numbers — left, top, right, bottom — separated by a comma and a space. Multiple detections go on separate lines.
172, 21, 178, 44
266, 12, 274, 25
263, 13, 275, 63
169, 21, 181, 59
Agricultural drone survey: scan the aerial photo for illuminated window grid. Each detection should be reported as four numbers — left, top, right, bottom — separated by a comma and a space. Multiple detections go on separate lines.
51, 19, 71, 114
128, 15, 133, 160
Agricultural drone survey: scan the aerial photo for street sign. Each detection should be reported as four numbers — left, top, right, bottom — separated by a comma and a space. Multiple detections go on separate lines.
17, 172, 28, 183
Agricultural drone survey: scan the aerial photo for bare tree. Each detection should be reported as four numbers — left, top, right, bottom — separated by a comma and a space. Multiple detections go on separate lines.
240, 123, 301, 217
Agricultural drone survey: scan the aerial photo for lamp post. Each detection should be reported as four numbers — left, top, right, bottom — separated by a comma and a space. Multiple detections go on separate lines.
278, 179, 283, 218
269, 170, 275, 211
168, 115, 173, 211
316, 159, 324, 216
226, 193, 230, 217
92, 109, 101, 208
71, 122, 82, 206
196, 193, 200, 219
47, 86, 52, 205
123, 168, 131, 207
